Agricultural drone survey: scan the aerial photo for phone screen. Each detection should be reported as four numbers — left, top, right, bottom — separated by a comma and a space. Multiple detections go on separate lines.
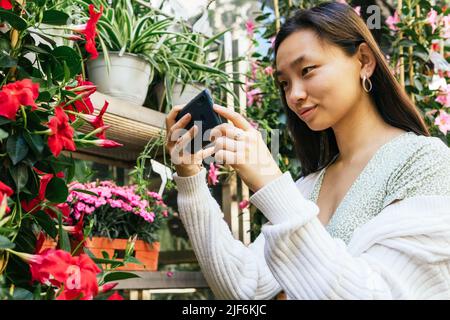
175, 89, 224, 154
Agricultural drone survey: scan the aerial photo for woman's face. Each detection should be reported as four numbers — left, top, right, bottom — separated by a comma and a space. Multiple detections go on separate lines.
276, 29, 363, 131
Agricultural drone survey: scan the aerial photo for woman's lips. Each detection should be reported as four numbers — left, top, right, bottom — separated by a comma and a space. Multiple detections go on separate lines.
299, 105, 317, 120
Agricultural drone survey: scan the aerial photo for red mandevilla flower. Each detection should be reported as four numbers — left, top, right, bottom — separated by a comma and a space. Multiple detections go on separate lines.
47, 107, 76, 157
21, 171, 68, 219
107, 292, 124, 300
92, 139, 123, 148
0, 0, 12, 10
80, 101, 109, 138
76, 4, 103, 60
0, 79, 40, 120
28, 249, 101, 300
65, 75, 96, 121
0, 181, 13, 213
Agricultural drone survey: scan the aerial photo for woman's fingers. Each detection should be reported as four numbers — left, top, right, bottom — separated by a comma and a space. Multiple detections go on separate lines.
165, 104, 185, 131
213, 136, 242, 153
167, 113, 192, 145
208, 123, 238, 141
213, 104, 252, 131
175, 125, 199, 149
198, 146, 216, 160
214, 149, 243, 165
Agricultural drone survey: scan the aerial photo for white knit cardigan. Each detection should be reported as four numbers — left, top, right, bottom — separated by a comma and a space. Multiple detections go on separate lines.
173, 168, 450, 300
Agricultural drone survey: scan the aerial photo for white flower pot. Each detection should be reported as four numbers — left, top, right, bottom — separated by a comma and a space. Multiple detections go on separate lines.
154, 82, 206, 108
87, 52, 153, 105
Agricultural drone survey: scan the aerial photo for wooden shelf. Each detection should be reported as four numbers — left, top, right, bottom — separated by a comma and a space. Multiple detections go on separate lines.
73, 92, 167, 166
115, 271, 208, 290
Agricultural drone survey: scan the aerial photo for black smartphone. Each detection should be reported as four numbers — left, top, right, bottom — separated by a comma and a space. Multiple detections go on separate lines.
174, 89, 225, 154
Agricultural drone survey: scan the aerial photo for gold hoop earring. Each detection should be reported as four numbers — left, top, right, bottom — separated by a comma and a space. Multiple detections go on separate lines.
362, 75, 372, 93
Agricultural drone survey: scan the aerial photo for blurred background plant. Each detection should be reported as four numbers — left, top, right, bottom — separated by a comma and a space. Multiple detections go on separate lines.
0, 0, 138, 300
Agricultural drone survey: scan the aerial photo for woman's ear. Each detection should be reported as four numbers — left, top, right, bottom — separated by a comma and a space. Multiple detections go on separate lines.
357, 43, 376, 78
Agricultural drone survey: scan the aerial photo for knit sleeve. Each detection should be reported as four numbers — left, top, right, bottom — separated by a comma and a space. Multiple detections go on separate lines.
383, 137, 450, 208
173, 168, 281, 300
249, 171, 450, 299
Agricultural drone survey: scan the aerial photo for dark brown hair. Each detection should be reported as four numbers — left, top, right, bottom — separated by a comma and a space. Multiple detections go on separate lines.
274, 2, 429, 177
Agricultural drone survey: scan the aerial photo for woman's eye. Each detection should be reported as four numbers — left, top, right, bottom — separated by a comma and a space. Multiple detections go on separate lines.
302, 66, 316, 76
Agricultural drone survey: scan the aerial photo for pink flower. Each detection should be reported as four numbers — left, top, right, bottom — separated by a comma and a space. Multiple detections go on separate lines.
264, 66, 274, 76
239, 200, 250, 210
207, 162, 219, 186
75, 202, 86, 212
246, 88, 262, 107
386, 11, 400, 31
251, 61, 259, 79
435, 110, 450, 135
435, 84, 450, 107
269, 36, 276, 49
166, 271, 174, 277
426, 9, 438, 34
245, 20, 255, 38
443, 16, 450, 39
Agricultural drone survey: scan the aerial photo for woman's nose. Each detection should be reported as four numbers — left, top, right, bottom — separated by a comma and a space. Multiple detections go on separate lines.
287, 82, 307, 106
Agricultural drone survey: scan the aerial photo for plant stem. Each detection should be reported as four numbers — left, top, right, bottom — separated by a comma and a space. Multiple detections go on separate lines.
21, 106, 27, 129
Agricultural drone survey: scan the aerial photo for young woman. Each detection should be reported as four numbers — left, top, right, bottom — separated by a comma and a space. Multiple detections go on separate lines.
165, 2, 450, 299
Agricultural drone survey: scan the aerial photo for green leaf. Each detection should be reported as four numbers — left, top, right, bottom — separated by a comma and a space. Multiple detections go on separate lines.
71, 188, 98, 196
0, 116, 11, 126
57, 212, 71, 253
51, 46, 81, 80
42, 10, 69, 26
45, 177, 68, 203
34, 211, 57, 239
11, 288, 34, 300
63, 60, 71, 82
0, 128, 8, 140
90, 257, 124, 267
103, 271, 140, 283
0, 235, 15, 249
0, 51, 17, 68
0, 9, 27, 31
23, 44, 51, 55
23, 131, 44, 155
9, 164, 28, 192
37, 91, 52, 103
124, 256, 142, 265
7, 134, 29, 165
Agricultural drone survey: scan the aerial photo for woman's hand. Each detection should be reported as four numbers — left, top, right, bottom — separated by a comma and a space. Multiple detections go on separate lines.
210, 104, 283, 192
165, 105, 215, 177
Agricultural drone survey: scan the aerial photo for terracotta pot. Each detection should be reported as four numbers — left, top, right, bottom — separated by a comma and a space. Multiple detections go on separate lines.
42, 236, 160, 271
